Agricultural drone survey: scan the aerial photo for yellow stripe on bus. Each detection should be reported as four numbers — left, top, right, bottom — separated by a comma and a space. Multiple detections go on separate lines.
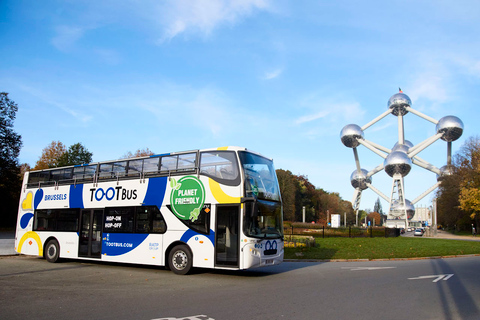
18, 231, 43, 256
209, 178, 241, 203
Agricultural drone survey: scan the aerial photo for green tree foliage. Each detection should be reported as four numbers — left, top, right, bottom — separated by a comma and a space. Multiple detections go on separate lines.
276, 169, 296, 221
373, 197, 384, 215
437, 172, 467, 229
275, 169, 353, 225
34, 141, 93, 169
57, 143, 93, 166
437, 136, 480, 230
0, 92, 22, 227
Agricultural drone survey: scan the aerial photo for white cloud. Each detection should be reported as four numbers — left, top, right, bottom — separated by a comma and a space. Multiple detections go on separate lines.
156, 0, 272, 41
263, 68, 283, 80
408, 74, 449, 105
295, 110, 329, 124
51, 25, 86, 51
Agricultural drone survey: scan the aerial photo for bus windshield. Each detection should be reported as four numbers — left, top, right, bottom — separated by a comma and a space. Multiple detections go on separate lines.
238, 151, 281, 202
243, 200, 283, 239
239, 151, 283, 239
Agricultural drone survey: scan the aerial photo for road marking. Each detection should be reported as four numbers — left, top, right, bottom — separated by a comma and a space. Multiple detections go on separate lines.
152, 315, 214, 320
408, 274, 454, 282
341, 267, 397, 271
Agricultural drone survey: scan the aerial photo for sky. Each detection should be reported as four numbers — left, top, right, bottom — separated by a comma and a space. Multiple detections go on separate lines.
1, 0, 480, 213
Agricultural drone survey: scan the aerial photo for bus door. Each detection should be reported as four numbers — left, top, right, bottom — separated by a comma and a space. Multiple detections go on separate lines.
79, 209, 103, 258
215, 205, 239, 267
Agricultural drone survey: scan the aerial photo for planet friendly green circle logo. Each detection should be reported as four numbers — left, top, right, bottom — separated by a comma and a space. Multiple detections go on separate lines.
170, 176, 205, 222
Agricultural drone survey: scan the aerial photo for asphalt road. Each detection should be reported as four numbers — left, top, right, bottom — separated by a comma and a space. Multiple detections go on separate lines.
1, 255, 479, 320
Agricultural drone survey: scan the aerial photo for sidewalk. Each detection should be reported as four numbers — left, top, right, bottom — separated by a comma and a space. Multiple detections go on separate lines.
429, 229, 480, 241
0, 231, 17, 256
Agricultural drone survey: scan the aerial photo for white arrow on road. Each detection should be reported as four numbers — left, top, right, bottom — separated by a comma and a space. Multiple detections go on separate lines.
342, 267, 397, 271
408, 274, 454, 282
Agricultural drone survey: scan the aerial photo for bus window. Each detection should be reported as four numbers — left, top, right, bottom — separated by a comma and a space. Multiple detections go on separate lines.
99, 163, 114, 179
143, 157, 160, 174
200, 151, 240, 186
161, 155, 177, 172
73, 166, 85, 180
34, 209, 79, 232
135, 206, 167, 234
28, 171, 50, 186
112, 161, 127, 177
104, 207, 134, 233
84, 165, 97, 180
127, 159, 143, 176
178, 153, 196, 171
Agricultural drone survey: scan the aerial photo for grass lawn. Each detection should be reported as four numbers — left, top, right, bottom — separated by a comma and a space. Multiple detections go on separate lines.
284, 237, 480, 260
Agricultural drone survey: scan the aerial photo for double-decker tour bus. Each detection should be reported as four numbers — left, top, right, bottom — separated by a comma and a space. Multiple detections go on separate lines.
15, 146, 283, 274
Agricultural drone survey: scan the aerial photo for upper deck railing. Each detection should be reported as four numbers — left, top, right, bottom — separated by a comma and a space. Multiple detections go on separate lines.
26, 149, 241, 189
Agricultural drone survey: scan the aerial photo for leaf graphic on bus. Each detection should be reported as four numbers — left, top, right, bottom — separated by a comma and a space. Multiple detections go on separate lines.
170, 178, 176, 189
190, 208, 200, 222
175, 183, 181, 190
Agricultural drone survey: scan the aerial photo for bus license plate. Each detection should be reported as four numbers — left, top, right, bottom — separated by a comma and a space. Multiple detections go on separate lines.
265, 259, 273, 265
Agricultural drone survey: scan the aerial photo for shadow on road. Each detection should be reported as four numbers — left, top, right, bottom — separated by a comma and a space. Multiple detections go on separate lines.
430, 258, 480, 319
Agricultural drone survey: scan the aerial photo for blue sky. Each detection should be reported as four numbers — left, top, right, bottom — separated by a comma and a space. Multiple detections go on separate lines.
1, 0, 480, 212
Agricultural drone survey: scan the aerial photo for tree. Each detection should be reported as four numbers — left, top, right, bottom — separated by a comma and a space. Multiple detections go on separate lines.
57, 143, 93, 166
276, 169, 296, 221
436, 136, 480, 231
367, 212, 382, 226
0, 92, 22, 227
373, 197, 384, 215
121, 148, 154, 159
34, 141, 66, 169
457, 136, 480, 228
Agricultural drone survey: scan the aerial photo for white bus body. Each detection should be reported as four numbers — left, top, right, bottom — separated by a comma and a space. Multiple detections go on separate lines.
15, 146, 283, 274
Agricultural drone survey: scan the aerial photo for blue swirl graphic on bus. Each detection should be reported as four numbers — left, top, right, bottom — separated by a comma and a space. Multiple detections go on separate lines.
180, 228, 215, 246
34, 189, 43, 209
101, 233, 148, 256
20, 212, 34, 229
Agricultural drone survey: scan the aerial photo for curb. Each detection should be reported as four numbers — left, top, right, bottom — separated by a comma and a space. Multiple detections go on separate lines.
284, 253, 480, 262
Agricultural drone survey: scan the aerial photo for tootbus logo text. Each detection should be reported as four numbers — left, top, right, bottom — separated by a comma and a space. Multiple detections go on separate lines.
89, 187, 137, 202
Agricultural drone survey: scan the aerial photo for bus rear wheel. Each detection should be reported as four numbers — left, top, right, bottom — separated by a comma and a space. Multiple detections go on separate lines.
168, 245, 192, 275
45, 239, 60, 263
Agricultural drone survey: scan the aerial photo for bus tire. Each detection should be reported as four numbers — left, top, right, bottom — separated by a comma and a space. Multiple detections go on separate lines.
168, 245, 192, 275
45, 239, 60, 263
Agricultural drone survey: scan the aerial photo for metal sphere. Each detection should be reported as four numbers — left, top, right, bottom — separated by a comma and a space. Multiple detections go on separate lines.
350, 169, 372, 190
392, 140, 413, 153
390, 199, 415, 220
388, 92, 412, 116
437, 165, 454, 181
436, 115, 464, 142
340, 124, 364, 148
384, 151, 412, 177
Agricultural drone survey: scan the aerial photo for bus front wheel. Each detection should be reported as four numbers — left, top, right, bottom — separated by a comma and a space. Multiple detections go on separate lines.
168, 245, 192, 275
45, 239, 60, 263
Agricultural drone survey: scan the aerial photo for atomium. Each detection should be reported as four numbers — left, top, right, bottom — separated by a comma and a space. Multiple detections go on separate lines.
388, 92, 412, 116
384, 151, 412, 177
340, 124, 364, 148
350, 169, 371, 190
437, 165, 454, 182
341, 90, 463, 228
436, 116, 464, 142
390, 199, 415, 220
